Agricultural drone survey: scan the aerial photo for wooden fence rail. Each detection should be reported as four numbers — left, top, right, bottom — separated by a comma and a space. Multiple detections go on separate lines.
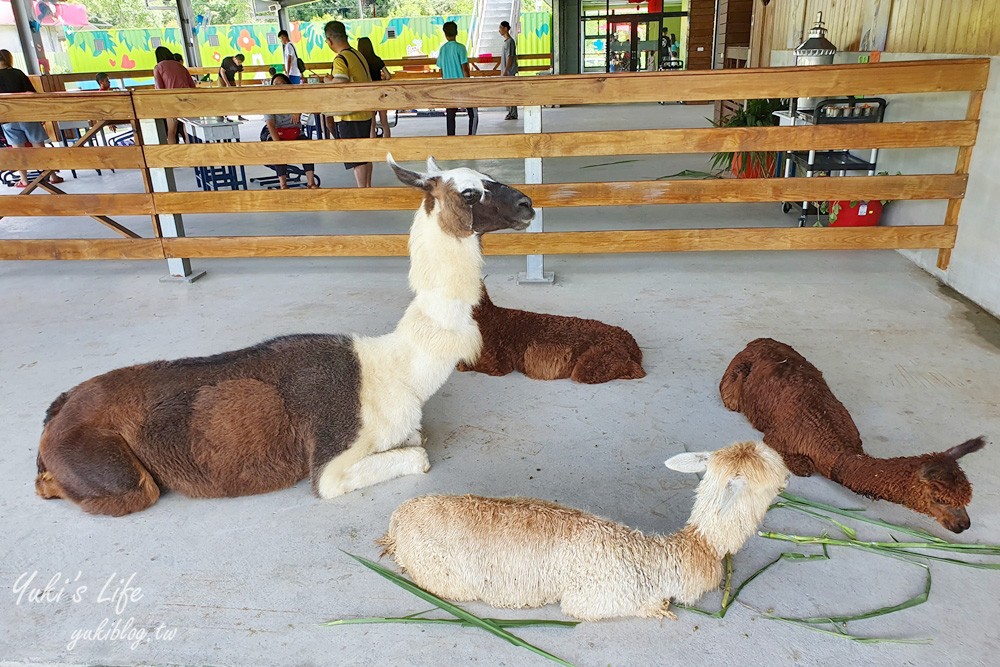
0, 58, 989, 272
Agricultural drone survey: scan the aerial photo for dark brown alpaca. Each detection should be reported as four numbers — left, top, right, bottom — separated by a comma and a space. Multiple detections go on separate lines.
720, 338, 986, 533
458, 283, 646, 384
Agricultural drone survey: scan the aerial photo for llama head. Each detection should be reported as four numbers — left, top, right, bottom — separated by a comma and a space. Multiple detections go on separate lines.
388, 155, 534, 238
909, 436, 985, 533
666, 441, 789, 556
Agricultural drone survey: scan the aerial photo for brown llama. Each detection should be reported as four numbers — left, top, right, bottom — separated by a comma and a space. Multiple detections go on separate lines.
34, 156, 535, 516
720, 337, 986, 533
456, 282, 646, 384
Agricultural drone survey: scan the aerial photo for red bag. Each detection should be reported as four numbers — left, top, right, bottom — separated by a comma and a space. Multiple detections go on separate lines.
276, 126, 301, 141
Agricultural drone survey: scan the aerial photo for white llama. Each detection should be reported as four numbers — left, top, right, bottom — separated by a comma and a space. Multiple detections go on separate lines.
378, 441, 790, 620
35, 156, 534, 516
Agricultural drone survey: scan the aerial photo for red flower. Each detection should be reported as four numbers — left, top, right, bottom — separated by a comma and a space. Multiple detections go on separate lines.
213, 52, 221, 62
238, 29, 254, 50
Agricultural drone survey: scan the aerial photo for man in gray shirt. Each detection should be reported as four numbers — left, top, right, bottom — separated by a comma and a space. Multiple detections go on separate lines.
499, 21, 518, 120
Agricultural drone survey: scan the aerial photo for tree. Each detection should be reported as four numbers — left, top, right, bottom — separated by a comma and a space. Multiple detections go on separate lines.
288, 0, 474, 21
86, 0, 172, 28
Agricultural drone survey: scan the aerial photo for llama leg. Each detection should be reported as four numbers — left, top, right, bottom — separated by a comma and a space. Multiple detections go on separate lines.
719, 360, 751, 411
570, 345, 646, 384
402, 430, 426, 447
522, 343, 574, 380
782, 453, 816, 477
321, 447, 430, 498
36, 428, 160, 516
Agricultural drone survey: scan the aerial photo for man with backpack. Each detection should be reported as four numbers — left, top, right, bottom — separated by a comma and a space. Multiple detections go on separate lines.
324, 20, 374, 188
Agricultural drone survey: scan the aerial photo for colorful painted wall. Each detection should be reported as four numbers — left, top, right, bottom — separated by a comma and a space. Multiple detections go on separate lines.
63, 14, 552, 73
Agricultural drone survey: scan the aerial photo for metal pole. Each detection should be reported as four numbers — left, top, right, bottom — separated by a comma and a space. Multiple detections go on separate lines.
10, 0, 44, 75
140, 119, 206, 282
517, 104, 554, 285
177, 0, 203, 68
277, 6, 290, 33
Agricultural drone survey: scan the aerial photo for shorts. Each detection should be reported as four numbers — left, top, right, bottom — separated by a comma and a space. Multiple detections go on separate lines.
2, 121, 49, 147
288, 75, 302, 85
336, 119, 373, 170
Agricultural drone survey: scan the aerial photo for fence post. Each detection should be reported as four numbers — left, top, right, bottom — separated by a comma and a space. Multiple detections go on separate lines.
140, 118, 206, 283
518, 104, 554, 285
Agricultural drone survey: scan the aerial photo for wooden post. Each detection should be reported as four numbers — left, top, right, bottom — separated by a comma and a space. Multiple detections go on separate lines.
936, 89, 985, 270
518, 104, 554, 285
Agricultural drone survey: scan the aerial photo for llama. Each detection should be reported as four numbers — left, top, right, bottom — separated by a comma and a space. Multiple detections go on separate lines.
457, 282, 646, 383
34, 156, 535, 516
720, 337, 986, 533
377, 441, 789, 620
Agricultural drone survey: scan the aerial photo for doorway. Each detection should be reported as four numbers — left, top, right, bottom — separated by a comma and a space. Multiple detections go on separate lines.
581, 9, 689, 73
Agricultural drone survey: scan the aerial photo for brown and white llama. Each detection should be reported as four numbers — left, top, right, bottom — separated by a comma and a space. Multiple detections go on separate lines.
720, 337, 986, 533
34, 156, 534, 516
378, 441, 789, 621
457, 282, 646, 383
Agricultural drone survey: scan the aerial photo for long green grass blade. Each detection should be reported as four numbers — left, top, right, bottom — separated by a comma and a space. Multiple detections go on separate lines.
340, 552, 577, 667
775, 493, 948, 543
769, 617, 932, 644
759, 532, 1000, 568
580, 159, 640, 169
771, 563, 931, 624
325, 616, 580, 629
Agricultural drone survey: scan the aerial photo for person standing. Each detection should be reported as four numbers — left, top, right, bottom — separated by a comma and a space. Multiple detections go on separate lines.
499, 20, 518, 120
0, 48, 63, 187
356, 36, 393, 138
219, 53, 245, 87
279, 30, 301, 84
437, 21, 477, 137
152, 46, 196, 144
323, 20, 374, 188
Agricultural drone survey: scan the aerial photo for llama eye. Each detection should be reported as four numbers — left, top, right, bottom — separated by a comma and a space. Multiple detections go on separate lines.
462, 190, 480, 205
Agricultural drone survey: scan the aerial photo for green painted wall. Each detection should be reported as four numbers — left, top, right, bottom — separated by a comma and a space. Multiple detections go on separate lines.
63, 14, 552, 74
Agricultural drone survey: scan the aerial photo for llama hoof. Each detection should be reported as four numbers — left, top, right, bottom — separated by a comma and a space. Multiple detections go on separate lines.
415, 447, 431, 473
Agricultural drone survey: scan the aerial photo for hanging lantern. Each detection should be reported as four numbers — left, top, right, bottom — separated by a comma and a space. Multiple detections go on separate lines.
794, 12, 837, 112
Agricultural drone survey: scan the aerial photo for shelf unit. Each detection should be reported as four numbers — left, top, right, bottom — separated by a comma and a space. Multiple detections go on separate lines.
776, 97, 888, 226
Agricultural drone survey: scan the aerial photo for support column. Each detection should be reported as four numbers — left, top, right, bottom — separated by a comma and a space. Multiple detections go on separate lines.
277, 6, 290, 33
140, 119, 206, 282
518, 105, 554, 285
11, 0, 45, 74
177, 0, 203, 68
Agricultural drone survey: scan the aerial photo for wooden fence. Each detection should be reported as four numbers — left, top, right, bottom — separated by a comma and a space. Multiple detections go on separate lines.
0, 58, 988, 271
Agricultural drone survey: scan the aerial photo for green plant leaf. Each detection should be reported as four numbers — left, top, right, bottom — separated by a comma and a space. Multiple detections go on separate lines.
336, 552, 577, 667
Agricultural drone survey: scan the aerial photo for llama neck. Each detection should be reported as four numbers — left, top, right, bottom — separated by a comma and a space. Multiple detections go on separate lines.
833, 453, 923, 506
390, 205, 484, 369
685, 486, 766, 558
406, 205, 484, 305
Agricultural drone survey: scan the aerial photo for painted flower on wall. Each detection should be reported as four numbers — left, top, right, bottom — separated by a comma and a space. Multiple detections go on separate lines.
289, 21, 302, 44
213, 52, 221, 62
228, 26, 260, 52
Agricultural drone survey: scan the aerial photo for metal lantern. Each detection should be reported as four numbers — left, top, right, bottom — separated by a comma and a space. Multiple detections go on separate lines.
794, 12, 837, 111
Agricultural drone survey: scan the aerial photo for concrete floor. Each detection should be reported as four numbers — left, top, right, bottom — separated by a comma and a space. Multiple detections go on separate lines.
2, 105, 1000, 666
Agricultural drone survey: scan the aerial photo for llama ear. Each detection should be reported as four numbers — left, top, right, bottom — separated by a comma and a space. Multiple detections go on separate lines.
665, 451, 710, 474
944, 437, 986, 460
387, 153, 432, 191
426, 156, 443, 174
720, 476, 749, 514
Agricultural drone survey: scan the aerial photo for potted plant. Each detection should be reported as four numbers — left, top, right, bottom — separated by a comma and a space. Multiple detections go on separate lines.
709, 98, 786, 178
812, 172, 897, 227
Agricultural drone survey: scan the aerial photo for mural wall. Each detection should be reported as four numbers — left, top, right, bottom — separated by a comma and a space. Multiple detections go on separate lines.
63, 13, 552, 74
